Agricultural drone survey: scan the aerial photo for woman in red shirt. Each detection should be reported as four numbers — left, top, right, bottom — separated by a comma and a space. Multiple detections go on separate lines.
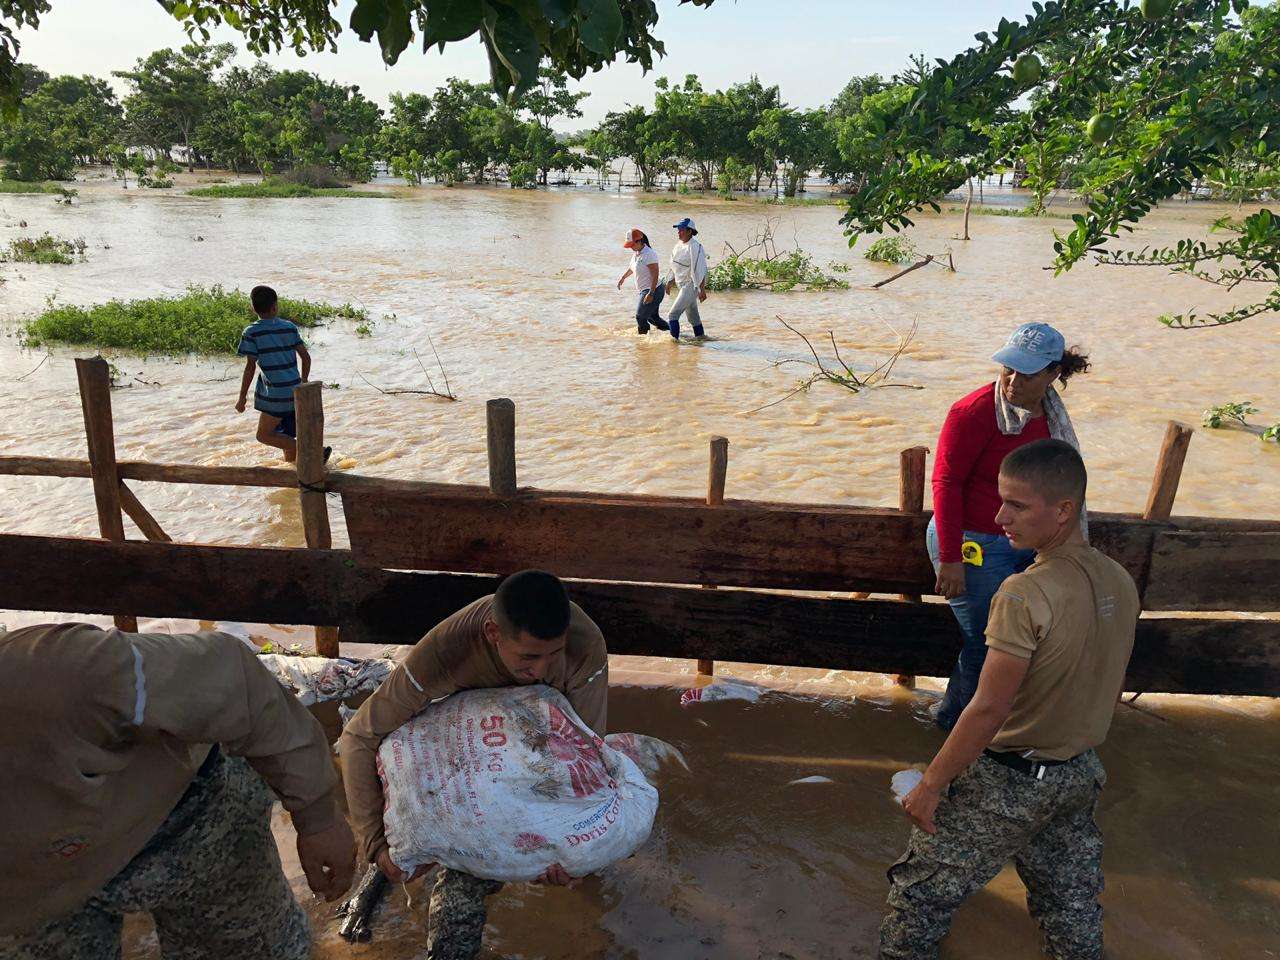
929, 322, 1090, 728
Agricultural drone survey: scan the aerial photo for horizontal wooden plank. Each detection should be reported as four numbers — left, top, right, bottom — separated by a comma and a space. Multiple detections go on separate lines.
342, 486, 937, 594
0, 455, 298, 489
1143, 531, 1280, 612
1, 534, 1276, 696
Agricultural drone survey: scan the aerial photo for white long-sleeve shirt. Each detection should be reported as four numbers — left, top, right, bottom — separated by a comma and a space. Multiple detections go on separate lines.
669, 237, 708, 289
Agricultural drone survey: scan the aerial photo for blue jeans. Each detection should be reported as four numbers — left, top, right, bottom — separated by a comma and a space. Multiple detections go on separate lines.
635, 285, 667, 333
926, 516, 1035, 729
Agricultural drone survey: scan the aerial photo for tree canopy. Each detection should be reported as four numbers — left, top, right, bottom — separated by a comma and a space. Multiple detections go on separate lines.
1, 0, 717, 111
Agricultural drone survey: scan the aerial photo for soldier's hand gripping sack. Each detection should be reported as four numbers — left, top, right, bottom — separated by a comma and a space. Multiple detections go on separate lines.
378, 685, 659, 882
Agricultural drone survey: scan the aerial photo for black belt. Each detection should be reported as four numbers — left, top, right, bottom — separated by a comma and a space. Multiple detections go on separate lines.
983, 748, 1074, 780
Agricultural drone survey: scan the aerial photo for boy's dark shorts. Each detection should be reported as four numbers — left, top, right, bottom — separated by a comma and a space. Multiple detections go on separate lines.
273, 411, 297, 439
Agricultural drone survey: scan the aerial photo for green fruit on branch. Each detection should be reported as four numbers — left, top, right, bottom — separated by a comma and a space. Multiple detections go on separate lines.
1012, 54, 1043, 87
1140, 0, 1174, 20
1086, 113, 1116, 145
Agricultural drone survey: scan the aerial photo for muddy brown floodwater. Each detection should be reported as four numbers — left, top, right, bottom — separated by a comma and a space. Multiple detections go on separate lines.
3, 178, 1278, 959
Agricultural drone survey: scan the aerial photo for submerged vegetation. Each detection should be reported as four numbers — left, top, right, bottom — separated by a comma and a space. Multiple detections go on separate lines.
22, 285, 366, 354
0, 179, 76, 197
863, 237, 917, 265
2, 233, 85, 264
706, 220, 850, 292
188, 182, 378, 198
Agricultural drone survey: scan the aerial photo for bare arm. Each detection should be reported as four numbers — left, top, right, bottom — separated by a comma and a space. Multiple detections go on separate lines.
901, 649, 1029, 833
236, 356, 255, 411
617, 267, 633, 289
297, 343, 311, 382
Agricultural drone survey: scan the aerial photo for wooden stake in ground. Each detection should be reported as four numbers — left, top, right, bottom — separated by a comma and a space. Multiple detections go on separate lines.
698, 436, 730, 677
962, 180, 973, 241
295, 381, 339, 657
75, 356, 138, 632
894, 446, 929, 688
1143, 421, 1194, 522
487, 399, 518, 497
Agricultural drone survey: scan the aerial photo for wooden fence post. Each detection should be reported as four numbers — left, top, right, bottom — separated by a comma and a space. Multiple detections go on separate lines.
1143, 421, 1194, 522
895, 446, 928, 687
75, 357, 137, 632
295, 382, 339, 657
487, 399, 517, 497
698, 436, 729, 677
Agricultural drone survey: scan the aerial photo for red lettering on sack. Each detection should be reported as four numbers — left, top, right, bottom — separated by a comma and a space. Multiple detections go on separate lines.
482, 731, 507, 748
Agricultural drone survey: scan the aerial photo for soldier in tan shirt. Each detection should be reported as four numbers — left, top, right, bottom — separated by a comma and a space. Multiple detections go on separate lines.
883, 439, 1140, 960
0, 623, 355, 960
338, 569, 608, 960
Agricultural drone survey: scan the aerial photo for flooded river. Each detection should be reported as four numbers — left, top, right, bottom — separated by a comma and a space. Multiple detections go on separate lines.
1, 177, 1277, 546
4, 179, 1279, 958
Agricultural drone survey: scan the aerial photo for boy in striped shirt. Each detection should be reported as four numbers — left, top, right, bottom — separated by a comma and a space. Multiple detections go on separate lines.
234, 285, 315, 462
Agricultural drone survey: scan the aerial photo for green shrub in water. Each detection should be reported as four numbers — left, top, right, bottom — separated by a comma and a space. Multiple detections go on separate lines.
707, 249, 850, 292
188, 181, 377, 198
23, 284, 367, 354
1202, 400, 1257, 429
2, 233, 86, 264
863, 236, 918, 264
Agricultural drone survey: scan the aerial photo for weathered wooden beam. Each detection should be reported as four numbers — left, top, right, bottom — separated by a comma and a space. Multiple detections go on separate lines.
698, 436, 730, 677
119, 482, 171, 543
1143, 531, 1280, 612
1144, 421, 1194, 522
894, 445, 929, 688
0, 456, 298, 488
74, 357, 136, 632
2, 534, 1277, 696
295, 382, 338, 657
486, 398, 517, 498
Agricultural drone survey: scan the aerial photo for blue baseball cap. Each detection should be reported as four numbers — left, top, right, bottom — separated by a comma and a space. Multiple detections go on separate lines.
992, 322, 1065, 374
673, 217, 697, 233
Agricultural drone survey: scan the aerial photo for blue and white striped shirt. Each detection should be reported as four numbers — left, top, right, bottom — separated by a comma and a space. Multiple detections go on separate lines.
237, 317, 304, 416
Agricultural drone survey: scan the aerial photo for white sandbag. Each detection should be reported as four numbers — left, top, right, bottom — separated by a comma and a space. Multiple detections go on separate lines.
679, 677, 765, 707
379, 685, 659, 882
258, 653, 393, 706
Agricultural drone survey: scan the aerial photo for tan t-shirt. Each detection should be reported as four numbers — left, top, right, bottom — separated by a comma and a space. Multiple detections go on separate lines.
986, 542, 1140, 761
338, 595, 609, 864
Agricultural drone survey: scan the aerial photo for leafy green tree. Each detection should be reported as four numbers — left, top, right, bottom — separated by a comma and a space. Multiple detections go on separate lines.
0, 83, 77, 179
749, 106, 828, 197
113, 43, 236, 170
578, 127, 618, 188
599, 105, 661, 191
840, 0, 1280, 328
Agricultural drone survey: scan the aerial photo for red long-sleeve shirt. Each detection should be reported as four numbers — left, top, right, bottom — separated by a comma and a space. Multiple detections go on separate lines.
931, 383, 1050, 563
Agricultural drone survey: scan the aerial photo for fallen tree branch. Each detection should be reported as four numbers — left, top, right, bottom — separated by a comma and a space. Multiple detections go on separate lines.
873, 255, 935, 289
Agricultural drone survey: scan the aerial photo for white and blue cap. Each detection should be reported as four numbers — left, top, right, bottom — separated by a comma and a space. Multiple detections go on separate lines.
673, 216, 697, 234
992, 322, 1065, 375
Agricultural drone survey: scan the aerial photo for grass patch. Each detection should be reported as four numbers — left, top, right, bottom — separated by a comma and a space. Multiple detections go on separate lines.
761, 195, 842, 206
23, 284, 367, 354
946, 204, 1073, 219
188, 182, 382, 198
0, 180, 77, 197
3, 233, 86, 264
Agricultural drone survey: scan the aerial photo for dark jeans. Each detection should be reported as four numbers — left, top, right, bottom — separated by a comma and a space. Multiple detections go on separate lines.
635, 285, 668, 333
926, 516, 1035, 729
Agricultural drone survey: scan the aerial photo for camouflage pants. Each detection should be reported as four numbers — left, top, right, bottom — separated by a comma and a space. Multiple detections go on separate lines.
0, 751, 308, 960
424, 869, 504, 960
880, 750, 1107, 960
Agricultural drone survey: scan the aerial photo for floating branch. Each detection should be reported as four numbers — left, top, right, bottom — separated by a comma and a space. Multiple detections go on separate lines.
744, 317, 923, 414
359, 343, 456, 401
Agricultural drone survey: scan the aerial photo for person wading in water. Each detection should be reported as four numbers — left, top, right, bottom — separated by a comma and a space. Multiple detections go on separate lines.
664, 217, 708, 341
616, 228, 669, 335
928, 322, 1091, 729
883, 439, 1139, 960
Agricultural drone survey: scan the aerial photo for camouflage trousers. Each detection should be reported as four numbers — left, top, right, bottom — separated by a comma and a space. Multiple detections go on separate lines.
424, 869, 504, 960
880, 749, 1107, 960
0, 750, 308, 960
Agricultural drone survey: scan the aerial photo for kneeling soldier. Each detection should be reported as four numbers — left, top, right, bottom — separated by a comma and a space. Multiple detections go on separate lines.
0, 624, 355, 960
882, 439, 1139, 960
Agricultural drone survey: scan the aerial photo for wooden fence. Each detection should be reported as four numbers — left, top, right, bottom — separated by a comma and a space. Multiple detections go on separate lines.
2, 357, 1277, 695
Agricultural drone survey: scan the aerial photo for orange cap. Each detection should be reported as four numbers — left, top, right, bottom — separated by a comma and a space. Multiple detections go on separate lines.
623, 227, 644, 248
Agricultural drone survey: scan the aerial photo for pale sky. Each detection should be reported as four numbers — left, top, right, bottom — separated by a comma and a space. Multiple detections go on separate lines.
17, 0, 1037, 130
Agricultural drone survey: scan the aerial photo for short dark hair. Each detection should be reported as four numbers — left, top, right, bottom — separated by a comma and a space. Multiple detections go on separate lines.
250, 285, 278, 315
494, 570, 571, 640
1000, 438, 1087, 506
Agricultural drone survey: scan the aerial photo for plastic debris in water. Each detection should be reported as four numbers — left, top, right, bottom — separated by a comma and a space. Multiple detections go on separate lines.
680, 678, 765, 707
890, 769, 924, 804
788, 776, 835, 785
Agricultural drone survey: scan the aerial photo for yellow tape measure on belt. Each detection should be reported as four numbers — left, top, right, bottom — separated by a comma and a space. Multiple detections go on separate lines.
960, 540, 985, 567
